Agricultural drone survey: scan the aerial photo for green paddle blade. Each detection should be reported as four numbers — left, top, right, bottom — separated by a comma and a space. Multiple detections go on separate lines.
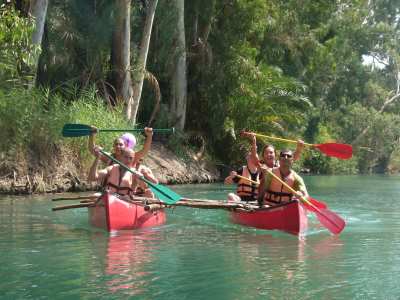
62, 124, 93, 137
145, 181, 182, 204
99, 150, 182, 204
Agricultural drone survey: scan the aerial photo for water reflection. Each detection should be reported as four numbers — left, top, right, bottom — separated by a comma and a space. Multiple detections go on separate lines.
102, 230, 161, 297
227, 232, 344, 298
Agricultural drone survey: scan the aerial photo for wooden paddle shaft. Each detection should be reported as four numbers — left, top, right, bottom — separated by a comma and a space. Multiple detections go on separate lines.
253, 133, 313, 146
235, 174, 259, 185
264, 168, 312, 206
52, 203, 95, 211
128, 197, 253, 211
52, 193, 102, 201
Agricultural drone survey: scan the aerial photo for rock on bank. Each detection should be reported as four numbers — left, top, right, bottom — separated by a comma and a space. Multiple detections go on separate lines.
0, 142, 220, 194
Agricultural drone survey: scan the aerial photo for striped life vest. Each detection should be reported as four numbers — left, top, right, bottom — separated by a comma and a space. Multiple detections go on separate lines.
236, 166, 260, 201
264, 168, 295, 204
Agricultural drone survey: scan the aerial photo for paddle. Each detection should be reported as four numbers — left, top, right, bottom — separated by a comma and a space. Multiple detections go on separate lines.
247, 132, 352, 160
62, 123, 175, 137
52, 203, 95, 211
234, 174, 327, 210
52, 192, 102, 201
262, 168, 345, 234
99, 150, 181, 204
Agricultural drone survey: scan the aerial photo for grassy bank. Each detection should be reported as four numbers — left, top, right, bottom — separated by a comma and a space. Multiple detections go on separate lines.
0, 87, 144, 193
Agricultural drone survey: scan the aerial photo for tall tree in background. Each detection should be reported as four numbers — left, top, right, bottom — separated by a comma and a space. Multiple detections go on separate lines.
169, 0, 187, 131
127, 0, 158, 124
29, 0, 48, 84
30, 0, 48, 46
111, 0, 133, 109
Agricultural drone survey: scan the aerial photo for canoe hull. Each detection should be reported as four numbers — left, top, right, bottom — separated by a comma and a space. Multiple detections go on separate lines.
88, 193, 166, 231
230, 200, 308, 235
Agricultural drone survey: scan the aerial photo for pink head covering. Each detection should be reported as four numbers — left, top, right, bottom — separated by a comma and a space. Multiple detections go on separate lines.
120, 133, 137, 149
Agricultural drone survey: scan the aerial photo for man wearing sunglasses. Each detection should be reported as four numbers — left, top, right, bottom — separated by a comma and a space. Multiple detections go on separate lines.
258, 149, 308, 206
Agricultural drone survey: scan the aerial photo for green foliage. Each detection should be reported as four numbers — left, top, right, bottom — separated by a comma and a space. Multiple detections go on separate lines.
63, 86, 141, 165
0, 86, 137, 172
301, 123, 358, 174
0, 88, 68, 165
2, 0, 400, 177
0, 5, 40, 89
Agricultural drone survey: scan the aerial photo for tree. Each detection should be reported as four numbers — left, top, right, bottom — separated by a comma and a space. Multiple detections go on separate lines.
29, 0, 49, 85
127, 0, 158, 124
169, 0, 187, 131
111, 0, 133, 109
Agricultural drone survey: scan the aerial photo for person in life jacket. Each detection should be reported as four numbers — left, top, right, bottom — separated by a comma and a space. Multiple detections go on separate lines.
88, 148, 140, 197
224, 152, 261, 202
240, 131, 305, 169
258, 149, 308, 206
88, 127, 153, 167
133, 159, 158, 198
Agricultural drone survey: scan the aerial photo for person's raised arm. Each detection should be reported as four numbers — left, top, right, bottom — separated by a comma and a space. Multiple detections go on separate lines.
240, 131, 260, 163
88, 126, 98, 157
88, 126, 110, 164
88, 147, 108, 182
135, 127, 153, 162
293, 139, 305, 161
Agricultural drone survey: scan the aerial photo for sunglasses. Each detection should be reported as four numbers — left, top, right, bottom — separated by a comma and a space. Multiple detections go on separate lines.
280, 153, 293, 159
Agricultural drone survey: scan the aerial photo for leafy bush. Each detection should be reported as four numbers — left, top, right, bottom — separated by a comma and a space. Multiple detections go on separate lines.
0, 5, 40, 89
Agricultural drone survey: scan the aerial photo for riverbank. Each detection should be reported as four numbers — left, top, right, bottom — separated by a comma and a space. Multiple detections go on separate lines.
0, 142, 220, 195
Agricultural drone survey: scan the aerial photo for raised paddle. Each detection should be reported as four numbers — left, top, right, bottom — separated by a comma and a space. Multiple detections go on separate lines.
99, 150, 181, 204
234, 174, 327, 210
62, 123, 175, 137
263, 168, 345, 234
246, 132, 352, 160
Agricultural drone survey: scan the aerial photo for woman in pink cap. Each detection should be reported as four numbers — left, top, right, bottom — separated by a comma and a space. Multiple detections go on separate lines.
88, 127, 153, 167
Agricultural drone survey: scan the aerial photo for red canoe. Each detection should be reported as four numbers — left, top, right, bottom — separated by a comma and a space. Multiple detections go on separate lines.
88, 193, 166, 231
230, 200, 308, 235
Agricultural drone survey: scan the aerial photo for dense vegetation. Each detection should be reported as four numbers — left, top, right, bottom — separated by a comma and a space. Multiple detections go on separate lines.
1, 0, 400, 177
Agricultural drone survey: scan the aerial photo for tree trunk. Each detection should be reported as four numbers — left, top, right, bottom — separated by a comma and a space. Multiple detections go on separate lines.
127, 0, 159, 124
112, 0, 133, 108
28, 0, 48, 86
30, 0, 48, 46
170, 0, 187, 131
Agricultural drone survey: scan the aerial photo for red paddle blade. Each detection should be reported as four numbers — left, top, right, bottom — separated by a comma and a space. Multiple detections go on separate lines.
315, 208, 346, 235
302, 196, 327, 212
315, 143, 353, 160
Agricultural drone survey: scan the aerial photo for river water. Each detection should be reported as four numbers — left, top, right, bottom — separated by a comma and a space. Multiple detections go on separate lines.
1, 175, 400, 299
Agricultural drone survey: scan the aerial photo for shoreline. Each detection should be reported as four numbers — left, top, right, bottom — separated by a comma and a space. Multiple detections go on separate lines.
0, 142, 221, 195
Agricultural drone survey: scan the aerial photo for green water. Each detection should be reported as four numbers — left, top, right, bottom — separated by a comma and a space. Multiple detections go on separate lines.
1, 175, 400, 299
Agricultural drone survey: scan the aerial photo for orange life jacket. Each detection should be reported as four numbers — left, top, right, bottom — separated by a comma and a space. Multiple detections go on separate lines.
264, 168, 295, 204
236, 166, 260, 201
104, 165, 136, 196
